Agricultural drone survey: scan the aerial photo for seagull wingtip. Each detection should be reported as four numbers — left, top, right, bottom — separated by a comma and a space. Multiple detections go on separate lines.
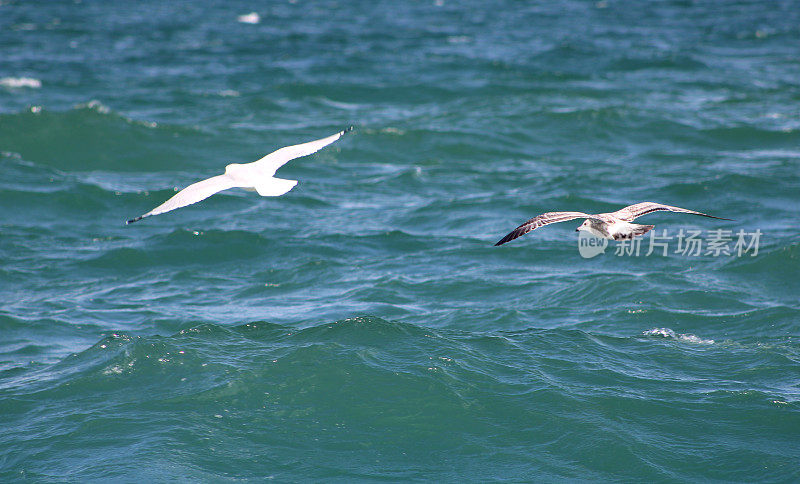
126, 216, 143, 225
342, 125, 354, 135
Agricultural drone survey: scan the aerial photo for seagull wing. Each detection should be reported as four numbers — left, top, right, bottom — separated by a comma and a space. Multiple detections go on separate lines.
250, 126, 353, 176
126, 174, 240, 224
495, 211, 594, 246
611, 202, 732, 222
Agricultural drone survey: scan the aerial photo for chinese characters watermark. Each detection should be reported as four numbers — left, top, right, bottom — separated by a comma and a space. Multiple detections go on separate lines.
578, 229, 761, 259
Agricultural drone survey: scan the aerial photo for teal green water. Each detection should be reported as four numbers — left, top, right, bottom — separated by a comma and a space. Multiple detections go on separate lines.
2, 0, 800, 481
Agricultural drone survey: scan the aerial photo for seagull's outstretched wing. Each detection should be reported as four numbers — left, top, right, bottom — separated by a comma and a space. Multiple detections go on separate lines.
251, 126, 353, 176
495, 211, 594, 246
126, 174, 240, 224
611, 202, 732, 222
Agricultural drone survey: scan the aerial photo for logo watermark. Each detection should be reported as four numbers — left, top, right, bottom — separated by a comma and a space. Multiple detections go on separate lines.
578, 229, 761, 258
578, 231, 609, 258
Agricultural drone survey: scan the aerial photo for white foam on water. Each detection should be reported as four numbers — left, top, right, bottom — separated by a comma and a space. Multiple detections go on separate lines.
79, 99, 110, 113
0, 77, 42, 89
237, 12, 260, 24
643, 327, 715, 345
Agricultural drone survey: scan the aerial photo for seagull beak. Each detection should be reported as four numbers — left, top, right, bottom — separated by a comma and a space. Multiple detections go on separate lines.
575, 228, 580, 232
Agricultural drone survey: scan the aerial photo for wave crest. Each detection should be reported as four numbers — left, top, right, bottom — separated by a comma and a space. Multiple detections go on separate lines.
642, 327, 715, 344
0, 77, 41, 89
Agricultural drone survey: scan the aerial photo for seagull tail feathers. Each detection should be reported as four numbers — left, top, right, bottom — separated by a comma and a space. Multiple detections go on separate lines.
633, 224, 655, 237
255, 177, 298, 197
614, 224, 654, 240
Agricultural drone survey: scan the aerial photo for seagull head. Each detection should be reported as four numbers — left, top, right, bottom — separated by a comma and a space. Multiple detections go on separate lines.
575, 220, 591, 232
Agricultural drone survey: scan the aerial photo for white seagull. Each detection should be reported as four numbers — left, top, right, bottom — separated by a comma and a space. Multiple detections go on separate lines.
126, 127, 352, 224
495, 202, 731, 246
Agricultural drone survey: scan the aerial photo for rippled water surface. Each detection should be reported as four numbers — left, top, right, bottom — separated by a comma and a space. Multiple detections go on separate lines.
2, 0, 799, 481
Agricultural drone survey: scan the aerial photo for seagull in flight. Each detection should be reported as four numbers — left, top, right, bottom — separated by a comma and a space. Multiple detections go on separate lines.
126, 127, 352, 224
494, 202, 731, 246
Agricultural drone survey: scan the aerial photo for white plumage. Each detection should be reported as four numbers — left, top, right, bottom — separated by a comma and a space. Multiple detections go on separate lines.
127, 127, 352, 224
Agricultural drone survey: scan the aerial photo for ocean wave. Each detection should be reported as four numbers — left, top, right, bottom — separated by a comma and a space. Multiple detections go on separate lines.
0, 77, 41, 89
4, 315, 798, 479
0, 103, 210, 172
14, 317, 799, 402
82, 228, 275, 270
607, 53, 708, 72
642, 327, 715, 344
19, 318, 723, 386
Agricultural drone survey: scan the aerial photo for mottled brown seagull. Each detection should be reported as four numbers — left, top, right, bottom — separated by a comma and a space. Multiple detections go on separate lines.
495, 202, 731, 246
